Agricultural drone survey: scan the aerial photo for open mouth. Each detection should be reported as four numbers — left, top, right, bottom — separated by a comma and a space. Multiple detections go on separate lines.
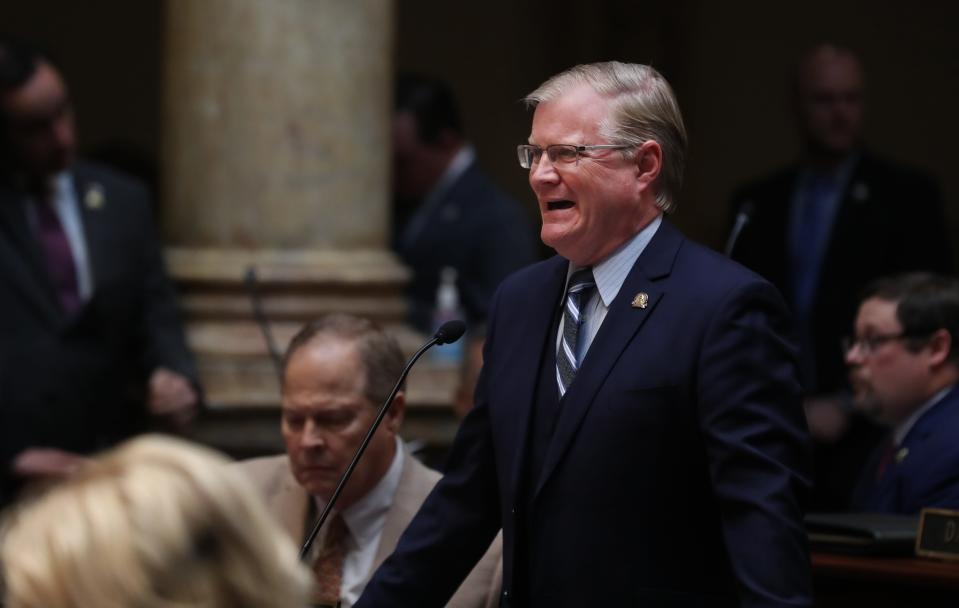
547, 200, 575, 211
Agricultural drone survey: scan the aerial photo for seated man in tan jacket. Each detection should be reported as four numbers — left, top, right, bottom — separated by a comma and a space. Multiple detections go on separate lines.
238, 313, 501, 608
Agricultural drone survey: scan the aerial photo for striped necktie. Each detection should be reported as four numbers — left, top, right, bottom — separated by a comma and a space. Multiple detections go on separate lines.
556, 268, 595, 398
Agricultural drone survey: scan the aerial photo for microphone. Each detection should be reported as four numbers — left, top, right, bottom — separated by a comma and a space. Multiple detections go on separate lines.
299, 319, 467, 560
434, 319, 466, 345
724, 200, 754, 257
244, 266, 284, 384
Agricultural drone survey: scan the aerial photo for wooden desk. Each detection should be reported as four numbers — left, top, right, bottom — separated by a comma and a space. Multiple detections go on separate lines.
813, 551, 959, 607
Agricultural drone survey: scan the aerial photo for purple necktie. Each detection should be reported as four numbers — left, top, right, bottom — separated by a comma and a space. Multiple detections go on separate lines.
33, 197, 81, 315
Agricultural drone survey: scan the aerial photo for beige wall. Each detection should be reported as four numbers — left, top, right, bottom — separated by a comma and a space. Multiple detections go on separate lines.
3, 0, 957, 256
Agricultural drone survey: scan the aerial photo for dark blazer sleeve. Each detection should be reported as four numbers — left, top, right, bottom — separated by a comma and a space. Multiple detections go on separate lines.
697, 278, 813, 606
355, 301, 506, 607
135, 196, 197, 384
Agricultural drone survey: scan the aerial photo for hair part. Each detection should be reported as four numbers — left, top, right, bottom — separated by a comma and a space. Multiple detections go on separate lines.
524, 61, 688, 213
861, 272, 959, 364
282, 314, 406, 406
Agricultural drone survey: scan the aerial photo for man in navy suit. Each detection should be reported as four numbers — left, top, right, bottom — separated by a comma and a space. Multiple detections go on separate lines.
393, 74, 537, 333
848, 273, 959, 514
357, 62, 812, 606
0, 37, 197, 505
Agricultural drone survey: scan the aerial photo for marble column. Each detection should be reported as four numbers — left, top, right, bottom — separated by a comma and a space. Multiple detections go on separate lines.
161, 0, 411, 413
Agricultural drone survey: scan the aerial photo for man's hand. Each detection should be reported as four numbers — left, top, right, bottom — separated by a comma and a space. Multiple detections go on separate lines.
804, 396, 850, 443
12, 447, 89, 480
148, 367, 199, 428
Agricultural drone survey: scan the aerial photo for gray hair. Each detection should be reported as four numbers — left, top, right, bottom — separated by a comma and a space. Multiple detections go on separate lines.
524, 61, 687, 213
282, 314, 406, 406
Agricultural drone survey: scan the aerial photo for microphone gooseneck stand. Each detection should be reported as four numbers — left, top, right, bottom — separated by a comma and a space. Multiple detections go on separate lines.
243, 265, 284, 384
298, 319, 466, 561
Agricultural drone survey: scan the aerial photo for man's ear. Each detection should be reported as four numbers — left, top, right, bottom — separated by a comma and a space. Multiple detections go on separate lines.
926, 328, 952, 369
634, 140, 662, 190
385, 390, 406, 433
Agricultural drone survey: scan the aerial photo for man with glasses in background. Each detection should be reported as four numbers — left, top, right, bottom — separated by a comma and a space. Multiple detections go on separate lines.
357, 61, 812, 607
847, 273, 959, 514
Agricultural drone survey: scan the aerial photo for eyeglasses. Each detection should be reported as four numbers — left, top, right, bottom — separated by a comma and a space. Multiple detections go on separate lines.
841, 332, 928, 355
516, 144, 633, 169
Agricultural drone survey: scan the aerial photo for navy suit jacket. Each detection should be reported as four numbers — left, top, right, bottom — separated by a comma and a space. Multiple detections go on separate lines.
358, 219, 813, 607
852, 385, 959, 514
0, 161, 196, 503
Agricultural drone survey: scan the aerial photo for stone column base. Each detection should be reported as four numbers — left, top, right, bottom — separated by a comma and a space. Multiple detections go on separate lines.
166, 246, 412, 409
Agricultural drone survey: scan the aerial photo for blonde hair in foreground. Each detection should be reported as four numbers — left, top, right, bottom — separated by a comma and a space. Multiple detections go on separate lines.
1, 435, 311, 608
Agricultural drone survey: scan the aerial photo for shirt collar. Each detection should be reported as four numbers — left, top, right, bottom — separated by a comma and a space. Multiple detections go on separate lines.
314, 435, 405, 548
568, 214, 662, 307
894, 384, 955, 446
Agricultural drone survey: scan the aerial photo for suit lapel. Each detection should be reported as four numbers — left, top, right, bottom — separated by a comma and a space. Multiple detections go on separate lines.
503, 257, 569, 504
0, 186, 63, 324
533, 220, 683, 501
373, 450, 433, 567
265, 463, 311, 547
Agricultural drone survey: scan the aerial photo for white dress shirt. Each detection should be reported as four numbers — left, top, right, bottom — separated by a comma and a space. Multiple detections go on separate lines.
313, 436, 405, 608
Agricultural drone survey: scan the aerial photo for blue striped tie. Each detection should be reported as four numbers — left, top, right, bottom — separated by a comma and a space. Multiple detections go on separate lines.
557, 268, 595, 398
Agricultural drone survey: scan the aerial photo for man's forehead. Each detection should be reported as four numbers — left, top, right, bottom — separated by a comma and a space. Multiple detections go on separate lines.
800, 52, 863, 91
3, 61, 70, 121
281, 391, 368, 414
858, 297, 901, 328
529, 83, 608, 141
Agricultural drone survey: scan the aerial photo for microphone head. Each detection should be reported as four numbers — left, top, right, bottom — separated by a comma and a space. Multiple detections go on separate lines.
434, 320, 466, 345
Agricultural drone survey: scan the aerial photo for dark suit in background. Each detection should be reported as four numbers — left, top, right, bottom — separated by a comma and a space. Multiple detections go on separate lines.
396, 158, 537, 332
731, 153, 951, 395
728, 44, 952, 511
0, 160, 196, 502
851, 384, 959, 514
393, 74, 536, 334
730, 155, 951, 510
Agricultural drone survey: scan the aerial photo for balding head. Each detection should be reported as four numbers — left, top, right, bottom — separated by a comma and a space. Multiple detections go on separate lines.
793, 44, 865, 162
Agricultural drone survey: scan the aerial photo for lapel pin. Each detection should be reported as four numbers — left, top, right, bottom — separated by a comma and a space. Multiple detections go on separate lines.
84, 183, 106, 210
631, 292, 649, 309
895, 447, 909, 463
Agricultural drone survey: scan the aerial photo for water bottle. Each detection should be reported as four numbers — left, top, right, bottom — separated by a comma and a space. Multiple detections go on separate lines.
431, 266, 465, 366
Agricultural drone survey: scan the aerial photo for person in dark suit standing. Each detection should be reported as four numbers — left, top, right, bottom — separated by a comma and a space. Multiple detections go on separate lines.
393, 74, 537, 333
847, 273, 959, 514
729, 43, 951, 510
0, 37, 198, 505
356, 61, 812, 607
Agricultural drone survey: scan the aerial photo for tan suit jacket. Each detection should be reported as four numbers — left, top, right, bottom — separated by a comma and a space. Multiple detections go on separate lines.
238, 448, 502, 608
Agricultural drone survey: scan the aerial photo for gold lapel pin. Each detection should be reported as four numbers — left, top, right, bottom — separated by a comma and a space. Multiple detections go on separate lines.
895, 447, 909, 463
631, 292, 649, 309
84, 183, 106, 210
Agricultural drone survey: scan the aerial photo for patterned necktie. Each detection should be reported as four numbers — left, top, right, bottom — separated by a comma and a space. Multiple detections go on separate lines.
556, 268, 596, 398
33, 196, 81, 315
874, 438, 897, 481
312, 513, 350, 607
